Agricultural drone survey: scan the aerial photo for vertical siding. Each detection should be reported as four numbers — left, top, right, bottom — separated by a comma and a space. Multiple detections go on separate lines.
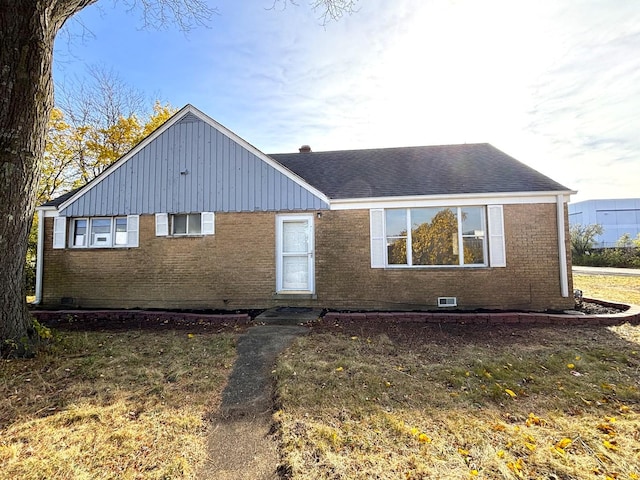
60, 114, 328, 217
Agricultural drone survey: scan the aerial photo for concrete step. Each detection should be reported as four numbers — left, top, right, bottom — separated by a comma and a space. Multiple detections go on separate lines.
254, 307, 322, 325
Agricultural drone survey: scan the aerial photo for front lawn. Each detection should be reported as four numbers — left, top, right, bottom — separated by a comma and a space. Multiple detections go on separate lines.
275, 321, 640, 479
6, 273, 639, 478
0, 329, 236, 479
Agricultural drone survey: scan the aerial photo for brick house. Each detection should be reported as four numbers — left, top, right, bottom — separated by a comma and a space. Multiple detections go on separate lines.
35, 105, 575, 312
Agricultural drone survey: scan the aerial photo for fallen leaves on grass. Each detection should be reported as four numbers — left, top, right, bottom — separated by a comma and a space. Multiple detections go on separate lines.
0, 330, 236, 479
275, 323, 640, 479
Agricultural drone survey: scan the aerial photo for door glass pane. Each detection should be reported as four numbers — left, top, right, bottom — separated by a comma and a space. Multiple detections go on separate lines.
283, 221, 308, 253
283, 256, 309, 290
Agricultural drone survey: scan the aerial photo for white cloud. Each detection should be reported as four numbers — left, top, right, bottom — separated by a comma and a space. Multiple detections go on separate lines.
55, 0, 640, 200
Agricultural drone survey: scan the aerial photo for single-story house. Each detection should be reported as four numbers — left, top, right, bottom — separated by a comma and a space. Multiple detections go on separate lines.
35, 105, 575, 312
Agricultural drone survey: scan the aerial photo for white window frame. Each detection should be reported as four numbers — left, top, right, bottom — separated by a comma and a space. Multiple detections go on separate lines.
373, 206, 493, 268
171, 213, 202, 236
70, 218, 89, 248
89, 217, 114, 247
68, 216, 138, 249
155, 212, 215, 237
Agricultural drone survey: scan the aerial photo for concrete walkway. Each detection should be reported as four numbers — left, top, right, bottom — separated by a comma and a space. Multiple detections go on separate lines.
197, 308, 320, 480
573, 265, 640, 276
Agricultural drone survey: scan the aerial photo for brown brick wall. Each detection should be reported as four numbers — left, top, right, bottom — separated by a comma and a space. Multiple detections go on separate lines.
42, 213, 278, 309
41, 203, 573, 311
313, 204, 573, 311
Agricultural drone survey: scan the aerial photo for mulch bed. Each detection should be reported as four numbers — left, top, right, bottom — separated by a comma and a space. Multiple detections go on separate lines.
32, 299, 631, 334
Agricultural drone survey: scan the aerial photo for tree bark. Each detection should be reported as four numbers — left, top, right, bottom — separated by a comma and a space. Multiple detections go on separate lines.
0, 1, 92, 355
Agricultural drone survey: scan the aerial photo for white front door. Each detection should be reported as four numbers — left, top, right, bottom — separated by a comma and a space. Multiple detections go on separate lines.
276, 215, 314, 293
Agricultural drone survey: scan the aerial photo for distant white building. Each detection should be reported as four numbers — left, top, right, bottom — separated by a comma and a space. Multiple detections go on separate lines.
569, 198, 640, 248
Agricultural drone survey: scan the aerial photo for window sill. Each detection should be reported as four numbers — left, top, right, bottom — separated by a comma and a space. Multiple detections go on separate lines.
273, 292, 317, 300
383, 265, 490, 269
69, 245, 133, 249
165, 234, 212, 238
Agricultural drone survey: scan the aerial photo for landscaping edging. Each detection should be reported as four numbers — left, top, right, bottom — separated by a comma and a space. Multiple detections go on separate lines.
32, 309, 252, 330
31, 299, 640, 329
323, 300, 640, 326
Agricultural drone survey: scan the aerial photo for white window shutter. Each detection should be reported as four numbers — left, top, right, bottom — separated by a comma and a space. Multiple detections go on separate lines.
201, 212, 215, 235
487, 205, 506, 267
370, 209, 386, 268
155, 213, 168, 236
53, 217, 66, 249
127, 215, 139, 247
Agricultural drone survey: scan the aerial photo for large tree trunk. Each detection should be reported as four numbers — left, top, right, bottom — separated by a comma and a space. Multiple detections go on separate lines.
0, 1, 91, 355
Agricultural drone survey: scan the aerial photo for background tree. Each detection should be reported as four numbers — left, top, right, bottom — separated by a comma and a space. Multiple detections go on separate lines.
0, 0, 358, 356
615, 233, 634, 249
54, 66, 175, 183
570, 223, 604, 257
50, 72, 175, 188
26, 80, 174, 298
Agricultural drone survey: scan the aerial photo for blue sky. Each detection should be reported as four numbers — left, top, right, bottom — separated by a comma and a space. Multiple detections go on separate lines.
54, 0, 640, 202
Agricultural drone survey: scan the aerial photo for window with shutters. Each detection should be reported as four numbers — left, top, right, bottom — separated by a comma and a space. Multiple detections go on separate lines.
65, 216, 139, 248
370, 205, 505, 268
155, 212, 215, 237
172, 213, 201, 235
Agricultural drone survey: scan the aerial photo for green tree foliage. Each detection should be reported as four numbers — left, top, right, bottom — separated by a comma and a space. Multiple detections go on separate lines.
24, 99, 175, 296
570, 223, 604, 257
1, 0, 357, 357
574, 232, 640, 268
43, 100, 175, 192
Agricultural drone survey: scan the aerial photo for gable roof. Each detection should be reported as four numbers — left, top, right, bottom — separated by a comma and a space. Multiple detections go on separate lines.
45, 105, 330, 216
39, 188, 81, 208
270, 143, 571, 200
39, 105, 573, 215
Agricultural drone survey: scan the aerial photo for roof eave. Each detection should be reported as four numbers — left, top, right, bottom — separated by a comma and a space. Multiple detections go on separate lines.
329, 190, 577, 210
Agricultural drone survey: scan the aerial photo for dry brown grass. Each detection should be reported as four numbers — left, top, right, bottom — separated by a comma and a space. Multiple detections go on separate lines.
0, 329, 236, 479
275, 322, 640, 479
574, 273, 640, 305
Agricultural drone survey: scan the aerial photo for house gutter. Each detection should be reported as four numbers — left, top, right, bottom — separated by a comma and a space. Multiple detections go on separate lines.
330, 190, 576, 210
557, 194, 569, 298
33, 208, 45, 304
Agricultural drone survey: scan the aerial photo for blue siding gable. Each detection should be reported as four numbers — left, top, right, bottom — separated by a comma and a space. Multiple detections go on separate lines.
59, 107, 328, 217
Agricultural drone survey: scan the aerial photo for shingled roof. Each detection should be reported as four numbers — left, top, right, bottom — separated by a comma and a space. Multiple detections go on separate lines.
270, 143, 570, 199
39, 188, 81, 208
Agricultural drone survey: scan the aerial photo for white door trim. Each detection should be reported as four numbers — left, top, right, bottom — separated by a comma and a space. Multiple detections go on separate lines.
276, 214, 315, 294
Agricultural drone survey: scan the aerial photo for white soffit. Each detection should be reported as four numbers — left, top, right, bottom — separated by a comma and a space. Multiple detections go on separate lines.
329, 191, 576, 210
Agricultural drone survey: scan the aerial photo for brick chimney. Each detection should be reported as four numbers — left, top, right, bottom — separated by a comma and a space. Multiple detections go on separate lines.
299, 145, 311, 153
